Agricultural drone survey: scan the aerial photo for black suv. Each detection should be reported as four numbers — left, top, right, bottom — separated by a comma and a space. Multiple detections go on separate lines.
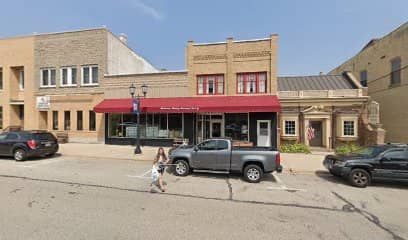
323, 144, 408, 187
0, 131, 59, 161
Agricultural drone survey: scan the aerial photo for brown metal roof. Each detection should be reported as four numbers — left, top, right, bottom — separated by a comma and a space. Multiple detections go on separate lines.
278, 75, 357, 91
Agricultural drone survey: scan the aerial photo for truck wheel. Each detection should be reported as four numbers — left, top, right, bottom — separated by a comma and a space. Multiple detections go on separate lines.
348, 169, 371, 188
14, 149, 27, 161
244, 165, 263, 183
174, 160, 190, 176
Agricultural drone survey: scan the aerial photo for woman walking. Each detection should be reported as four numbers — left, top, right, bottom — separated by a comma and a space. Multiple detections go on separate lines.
153, 147, 169, 192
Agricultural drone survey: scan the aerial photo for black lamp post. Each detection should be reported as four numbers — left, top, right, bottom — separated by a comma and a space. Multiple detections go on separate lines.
129, 83, 148, 154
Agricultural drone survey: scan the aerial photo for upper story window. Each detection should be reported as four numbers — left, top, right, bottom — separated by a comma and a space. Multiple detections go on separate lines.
390, 57, 401, 86
40, 68, 56, 87
61, 66, 77, 86
197, 74, 224, 95
360, 70, 367, 87
237, 72, 267, 94
19, 70, 24, 90
81, 65, 99, 86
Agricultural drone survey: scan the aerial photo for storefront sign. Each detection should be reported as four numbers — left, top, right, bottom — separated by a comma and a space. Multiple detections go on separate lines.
133, 100, 139, 114
159, 107, 200, 111
36, 96, 50, 110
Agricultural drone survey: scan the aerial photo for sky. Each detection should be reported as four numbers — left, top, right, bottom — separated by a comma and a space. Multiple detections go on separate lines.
0, 0, 406, 76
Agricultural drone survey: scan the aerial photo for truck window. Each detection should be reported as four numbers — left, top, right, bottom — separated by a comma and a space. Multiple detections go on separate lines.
217, 140, 229, 150
198, 140, 218, 150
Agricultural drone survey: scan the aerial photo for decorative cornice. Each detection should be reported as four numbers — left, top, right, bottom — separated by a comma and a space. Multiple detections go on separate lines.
233, 51, 271, 58
193, 54, 227, 61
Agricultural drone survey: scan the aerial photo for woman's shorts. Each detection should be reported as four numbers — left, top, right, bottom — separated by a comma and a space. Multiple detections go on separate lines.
158, 164, 165, 174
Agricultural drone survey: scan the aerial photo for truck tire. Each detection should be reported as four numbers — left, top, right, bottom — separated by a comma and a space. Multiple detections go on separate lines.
174, 159, 190, 177
14, 149, 27, 161
348, 168, 371, 188
243, 164, 263, 183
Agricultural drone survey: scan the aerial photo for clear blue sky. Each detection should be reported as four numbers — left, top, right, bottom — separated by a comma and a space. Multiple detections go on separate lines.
1, 0, 406, 75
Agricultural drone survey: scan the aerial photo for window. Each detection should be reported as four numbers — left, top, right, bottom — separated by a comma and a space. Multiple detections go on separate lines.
41, 68, 56, 87
61, 67, 77, 86
0, 68, 3, 90
52, 111, 58, 130
89, 111, 96, 131
6, 133, 19, 140
217, 140, 229, 150
198, 140, 218, 150
225, 113, 248, 141
360, 70, 368, 87
0, 106, 2, 129
237, 72, 267, 94
196, 74, 224, 95
64, 111, 70, 130
284, 120, 296, 136
18, 70, 24, 90
383, 149, 406, 160
81, 65, 99, 86
390, 57, 401, 86
343, 121, 355, 136
77, 111, 83, 131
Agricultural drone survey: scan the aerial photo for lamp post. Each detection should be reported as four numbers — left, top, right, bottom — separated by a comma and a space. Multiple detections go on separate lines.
129, 83, 148, 154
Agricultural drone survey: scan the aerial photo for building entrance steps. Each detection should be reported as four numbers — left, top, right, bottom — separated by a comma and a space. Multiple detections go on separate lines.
59, 143, 170, 162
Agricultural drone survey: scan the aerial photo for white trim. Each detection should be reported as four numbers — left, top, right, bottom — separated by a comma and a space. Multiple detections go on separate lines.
81, 65, 99, 86
18, 70, 24, 90
40, 68, 56, 88
283, 119, 297, 136
60, 66, 77, 87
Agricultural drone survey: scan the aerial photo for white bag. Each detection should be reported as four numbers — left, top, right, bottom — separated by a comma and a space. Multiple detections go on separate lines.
151, 165, 159, 183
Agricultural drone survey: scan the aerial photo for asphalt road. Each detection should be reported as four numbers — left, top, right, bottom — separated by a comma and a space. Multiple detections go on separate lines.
0, 155, 407, 240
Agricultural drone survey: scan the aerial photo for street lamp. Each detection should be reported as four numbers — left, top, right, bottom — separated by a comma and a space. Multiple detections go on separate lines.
129, 83, 148, 154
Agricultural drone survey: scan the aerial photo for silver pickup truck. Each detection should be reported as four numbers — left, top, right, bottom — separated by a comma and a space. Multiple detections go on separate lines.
169, 138, 282, 183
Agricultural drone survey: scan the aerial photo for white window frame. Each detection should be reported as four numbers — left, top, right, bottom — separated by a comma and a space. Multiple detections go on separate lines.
197, 76, 204, 94
19, 70, 24, 90
60, 66, 77, 87
40, 68, 56, 88
81, 65, 99, 86
340, 116, 358, 138
282, 116, 298, 136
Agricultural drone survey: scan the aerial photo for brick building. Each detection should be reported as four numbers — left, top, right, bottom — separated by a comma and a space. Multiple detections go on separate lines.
0, 28, 157, 142
330, 22, 407, 143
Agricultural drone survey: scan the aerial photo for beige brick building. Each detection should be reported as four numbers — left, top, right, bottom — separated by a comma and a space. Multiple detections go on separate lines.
0, 28, 157, 142
99, 35, 382, 149
330, 22, 407, 143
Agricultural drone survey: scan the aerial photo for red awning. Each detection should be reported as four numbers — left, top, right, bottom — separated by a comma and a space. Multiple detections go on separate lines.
94, 95, 281, 113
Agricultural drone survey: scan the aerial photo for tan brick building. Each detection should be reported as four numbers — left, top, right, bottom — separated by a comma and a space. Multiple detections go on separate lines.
330, 22, 407, 143
0, 28, 157, 142
97, 35, 382, 149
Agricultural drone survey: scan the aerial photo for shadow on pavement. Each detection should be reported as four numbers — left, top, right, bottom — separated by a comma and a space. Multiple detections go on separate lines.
315, 170, 408, 189
165, 167, 277, 183
0, 153, 63, 162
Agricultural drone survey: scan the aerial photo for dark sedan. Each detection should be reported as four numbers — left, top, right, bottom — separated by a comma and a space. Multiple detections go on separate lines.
0, 131, 59, 161
323, 144, 408, 187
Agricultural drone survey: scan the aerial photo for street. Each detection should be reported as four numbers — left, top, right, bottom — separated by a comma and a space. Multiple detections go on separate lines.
0, 155, 407, 240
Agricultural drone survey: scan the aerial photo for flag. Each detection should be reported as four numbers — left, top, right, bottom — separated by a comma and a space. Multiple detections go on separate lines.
307, 126, 315, 140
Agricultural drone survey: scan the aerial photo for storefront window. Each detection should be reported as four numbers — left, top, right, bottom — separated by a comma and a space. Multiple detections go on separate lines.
108, 113, 182, 139
225, 113, 248, 141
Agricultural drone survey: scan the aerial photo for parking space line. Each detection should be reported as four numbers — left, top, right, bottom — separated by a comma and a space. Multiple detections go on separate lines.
272, 172, 284, 184
267, 186, 306, 192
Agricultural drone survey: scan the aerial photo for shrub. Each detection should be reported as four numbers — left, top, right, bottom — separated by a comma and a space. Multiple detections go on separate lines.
335, 144, 361, 155
280, 144, 311, 154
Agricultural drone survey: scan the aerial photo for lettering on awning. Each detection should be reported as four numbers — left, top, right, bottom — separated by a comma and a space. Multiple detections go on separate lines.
159, 107, 200, 111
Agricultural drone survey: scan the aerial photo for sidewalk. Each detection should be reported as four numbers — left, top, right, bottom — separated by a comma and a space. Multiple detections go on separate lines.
58, 143, 170, 161
59, 143, 331, 173
281, 152, 330, 174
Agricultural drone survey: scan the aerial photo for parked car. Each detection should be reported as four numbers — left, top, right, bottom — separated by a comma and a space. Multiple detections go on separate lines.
169, 138, 282, 183
323, 144, 408, 187
0, 131, 59, 161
